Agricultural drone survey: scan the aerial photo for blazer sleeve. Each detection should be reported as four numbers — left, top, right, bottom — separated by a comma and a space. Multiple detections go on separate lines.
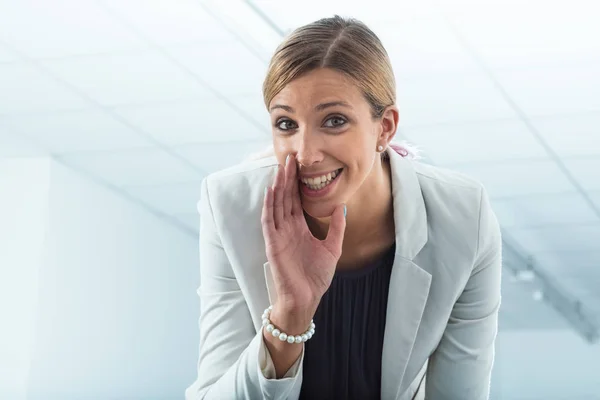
426, 186, 502, 400
185, 178, 304, 400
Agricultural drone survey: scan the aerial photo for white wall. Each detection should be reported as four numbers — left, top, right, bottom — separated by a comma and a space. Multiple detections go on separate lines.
492, 330, 600, 400
1, 157, 201, 400
0, 158, 51, 400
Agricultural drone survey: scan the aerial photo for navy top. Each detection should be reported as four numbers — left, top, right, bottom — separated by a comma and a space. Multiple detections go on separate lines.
299, 243, 396, 400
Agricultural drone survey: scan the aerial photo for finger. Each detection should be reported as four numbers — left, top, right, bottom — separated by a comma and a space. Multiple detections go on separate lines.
272, 164, 285, 229
283, 154, 294, 217
261, 187, 276, 241
324, 204, 347, 255
290, 155, 303, 216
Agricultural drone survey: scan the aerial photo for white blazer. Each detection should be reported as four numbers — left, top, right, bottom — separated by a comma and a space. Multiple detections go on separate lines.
186, 148, 502, 400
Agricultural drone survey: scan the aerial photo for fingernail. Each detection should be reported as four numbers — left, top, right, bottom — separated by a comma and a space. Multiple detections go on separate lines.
285, 154, 290, 165
343, 204, 347, 219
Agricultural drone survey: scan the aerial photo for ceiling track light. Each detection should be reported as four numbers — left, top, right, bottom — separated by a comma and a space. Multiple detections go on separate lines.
502, 235, 599, 344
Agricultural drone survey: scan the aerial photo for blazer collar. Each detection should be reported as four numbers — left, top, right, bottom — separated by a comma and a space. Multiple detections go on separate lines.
380, 148, 432, 399
386, 147, 428, 260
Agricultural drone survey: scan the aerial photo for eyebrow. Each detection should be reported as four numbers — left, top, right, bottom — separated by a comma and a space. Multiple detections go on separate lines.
269, 101, 353, 113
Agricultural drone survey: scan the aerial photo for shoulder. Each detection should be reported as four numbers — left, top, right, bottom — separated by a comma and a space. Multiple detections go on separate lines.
203, 157, 277, 196
409, 161, 492, 263
412, 161, 485, 213
200, 156, 277, 221
413, 161, 483, 192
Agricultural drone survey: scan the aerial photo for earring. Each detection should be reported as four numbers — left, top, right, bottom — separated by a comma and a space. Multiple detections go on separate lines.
377, 145, 384, 152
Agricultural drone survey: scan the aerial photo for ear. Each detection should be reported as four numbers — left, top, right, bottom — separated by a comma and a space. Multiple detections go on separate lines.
379, 105, 399, 145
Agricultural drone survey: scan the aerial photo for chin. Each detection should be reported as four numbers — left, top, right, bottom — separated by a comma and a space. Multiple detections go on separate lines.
301, 201, 339, 220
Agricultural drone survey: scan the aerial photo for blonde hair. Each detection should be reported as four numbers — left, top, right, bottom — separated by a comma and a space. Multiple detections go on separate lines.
263, 15, 395, 119
245, 16, 421, 162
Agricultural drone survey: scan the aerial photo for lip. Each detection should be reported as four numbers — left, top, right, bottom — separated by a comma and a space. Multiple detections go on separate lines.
299, 168, 343, 198
299, 169, 341, 179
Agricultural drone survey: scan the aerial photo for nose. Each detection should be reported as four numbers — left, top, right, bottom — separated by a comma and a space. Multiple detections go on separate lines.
294, 129, 324, 167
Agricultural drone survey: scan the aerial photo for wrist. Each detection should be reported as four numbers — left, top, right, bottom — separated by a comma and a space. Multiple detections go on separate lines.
269, 303, 316, 336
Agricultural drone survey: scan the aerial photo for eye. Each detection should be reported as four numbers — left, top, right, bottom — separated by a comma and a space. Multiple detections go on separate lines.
323, 116, 347, 128
275, 119, 298, 131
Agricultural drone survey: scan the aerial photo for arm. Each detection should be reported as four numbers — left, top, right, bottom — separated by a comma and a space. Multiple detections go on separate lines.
185, 178, 303, 400
426, 187, 502, 400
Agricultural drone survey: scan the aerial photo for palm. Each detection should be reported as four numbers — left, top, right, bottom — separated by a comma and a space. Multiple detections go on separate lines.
266, 220, 339, 304
262, 155, 346, 310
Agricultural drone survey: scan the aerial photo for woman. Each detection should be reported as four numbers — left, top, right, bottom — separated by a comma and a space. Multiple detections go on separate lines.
186, 16, 502, 400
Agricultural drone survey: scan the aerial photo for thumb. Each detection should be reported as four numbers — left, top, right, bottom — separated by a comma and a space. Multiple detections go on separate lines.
325, 203, 347, 253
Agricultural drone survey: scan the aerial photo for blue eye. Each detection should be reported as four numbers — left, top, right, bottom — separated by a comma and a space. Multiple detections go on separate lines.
324, 116, 347, 128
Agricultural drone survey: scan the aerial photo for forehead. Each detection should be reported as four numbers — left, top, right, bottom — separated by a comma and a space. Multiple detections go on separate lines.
271, 68, 365, 108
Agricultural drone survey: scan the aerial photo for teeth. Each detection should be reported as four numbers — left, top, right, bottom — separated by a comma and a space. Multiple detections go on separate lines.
301, 169, 341, 190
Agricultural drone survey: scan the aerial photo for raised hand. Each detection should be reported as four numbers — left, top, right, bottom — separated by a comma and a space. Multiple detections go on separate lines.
261, 154, 347, 318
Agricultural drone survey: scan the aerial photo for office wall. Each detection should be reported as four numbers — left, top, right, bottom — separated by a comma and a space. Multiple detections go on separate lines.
1, 158, 200, 400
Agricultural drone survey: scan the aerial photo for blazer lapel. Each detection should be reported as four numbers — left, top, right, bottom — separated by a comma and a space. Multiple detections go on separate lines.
381, 257, 431, 399
381, 149, 432, 400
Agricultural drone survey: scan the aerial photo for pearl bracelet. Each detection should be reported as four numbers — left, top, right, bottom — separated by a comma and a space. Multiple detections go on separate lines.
261, 305, 315, 344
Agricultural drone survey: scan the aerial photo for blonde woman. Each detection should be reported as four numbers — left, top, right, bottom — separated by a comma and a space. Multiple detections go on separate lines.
186, 16, 502, 400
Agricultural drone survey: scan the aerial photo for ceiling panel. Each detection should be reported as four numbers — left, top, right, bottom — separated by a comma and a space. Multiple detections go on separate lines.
0, 44, 18, 63
41, 50, 212, 107
534, 250, 600, 277
533, 112, 600, 157
230, 93, 271, 131
0, 63, 88, 115
592, 191, 600, 210
491, 192, 598, 229
440, 0, 600, 70
0, 125, 48, 158
0, 0, 146, 59
102, 0, 233, 45
377, 17, 480, 78
173, 212, 200, 231
113, 98, 266, 146
124, 181, 203, 215
564, 157, 600, 191
251, 0, 438, 32
507, 223, 600, 253
167, 40, 267, 96
174, 139, 272, 174
59, 147, 202, 186
3, 109, 150, 153
403, 118, 547, 164
396, 72, 518, 127
451, 159, 575, 198
495, 63, 600, 117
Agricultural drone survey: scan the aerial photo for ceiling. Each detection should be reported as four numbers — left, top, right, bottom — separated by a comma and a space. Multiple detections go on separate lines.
0, 0, 598, 338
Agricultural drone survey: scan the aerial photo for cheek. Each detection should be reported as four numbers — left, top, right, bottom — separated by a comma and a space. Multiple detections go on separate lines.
345, 151, 377, 183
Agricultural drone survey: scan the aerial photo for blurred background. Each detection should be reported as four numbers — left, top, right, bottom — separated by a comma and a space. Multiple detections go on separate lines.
0, 0, 599, 399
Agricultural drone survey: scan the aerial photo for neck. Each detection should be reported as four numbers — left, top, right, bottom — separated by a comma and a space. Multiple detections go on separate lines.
305, 157, 395, 249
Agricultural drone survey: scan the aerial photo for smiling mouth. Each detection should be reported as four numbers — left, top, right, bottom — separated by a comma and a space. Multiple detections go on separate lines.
300, 168, 343, 191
